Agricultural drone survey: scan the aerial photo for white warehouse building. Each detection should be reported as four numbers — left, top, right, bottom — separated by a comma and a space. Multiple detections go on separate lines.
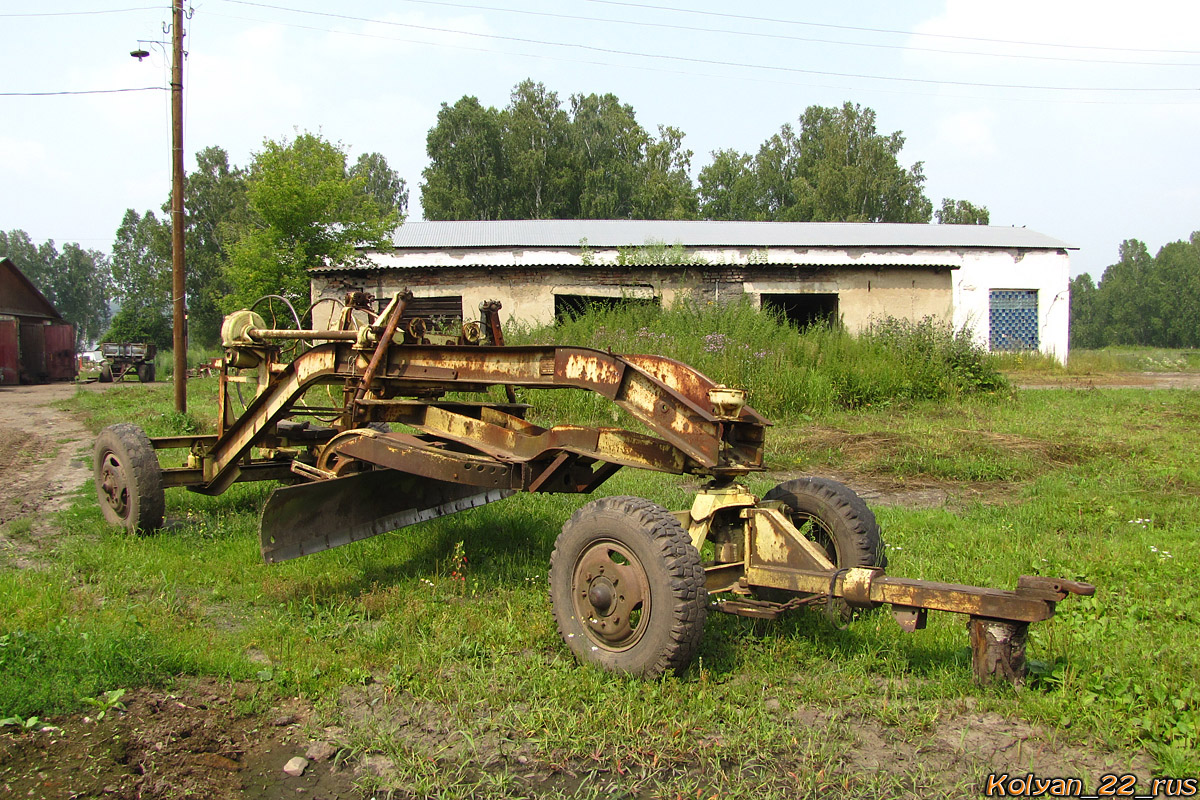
311, 220, 1073, 362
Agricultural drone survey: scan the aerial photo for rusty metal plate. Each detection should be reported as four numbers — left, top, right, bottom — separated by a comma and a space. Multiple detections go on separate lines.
259, 469, 513, 563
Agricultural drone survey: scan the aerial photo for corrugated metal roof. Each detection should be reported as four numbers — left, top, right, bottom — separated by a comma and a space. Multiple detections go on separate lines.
378, 220, 1074, 251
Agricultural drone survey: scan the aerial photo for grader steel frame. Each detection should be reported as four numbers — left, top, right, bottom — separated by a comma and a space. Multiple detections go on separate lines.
93, 291, 1092, 685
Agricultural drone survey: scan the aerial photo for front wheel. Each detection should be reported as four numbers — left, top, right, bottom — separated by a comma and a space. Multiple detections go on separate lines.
94, 423, 164, 534
137, 363, 155, 382
98, 363, 113, 383
549, 496, 707, 677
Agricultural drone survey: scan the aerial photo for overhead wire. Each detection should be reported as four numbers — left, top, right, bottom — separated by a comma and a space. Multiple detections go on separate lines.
214, 0, 1198, 93
202, 7, 1200, 107
0, 87, 167, 96
0, 6, 162, 17
577, 0, 1200, 57
369, 0, 1200, 68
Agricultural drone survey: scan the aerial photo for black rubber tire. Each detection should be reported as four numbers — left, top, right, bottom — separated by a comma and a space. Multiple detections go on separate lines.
755, 478, 886, 612
762, 477, 886, 570
94, 423, 165, 534
138, 363, 155, 383
98, 363, 113, 383
550, 496, 707, 677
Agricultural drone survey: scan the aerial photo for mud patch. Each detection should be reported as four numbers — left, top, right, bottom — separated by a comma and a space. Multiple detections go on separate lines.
309, 684, 1156, 798
836, 706, 1154, 781
763, 468, 1023, 511
0, 680, 364, 800
1015, 372, 1200, 390
764, 423, 1104, 509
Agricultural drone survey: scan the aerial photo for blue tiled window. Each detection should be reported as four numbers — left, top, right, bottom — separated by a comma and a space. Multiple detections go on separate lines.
989, 289, 1039, 351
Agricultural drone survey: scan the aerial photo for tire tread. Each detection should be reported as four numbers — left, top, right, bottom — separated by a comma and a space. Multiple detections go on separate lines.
550, 495, 707, 677
93, 422, 165, 534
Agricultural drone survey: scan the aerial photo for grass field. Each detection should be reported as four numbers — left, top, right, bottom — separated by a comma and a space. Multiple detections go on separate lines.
1, 328, 1198, 796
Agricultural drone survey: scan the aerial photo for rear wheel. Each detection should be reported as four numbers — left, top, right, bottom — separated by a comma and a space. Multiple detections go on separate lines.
550, 496, 707, 677
137, 363, 155, 382
755, 477, 886, 614
98, 363, 113, 383
94, 423, 164, 534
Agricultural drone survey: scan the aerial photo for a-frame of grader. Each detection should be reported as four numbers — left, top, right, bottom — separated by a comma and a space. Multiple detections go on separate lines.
94, 291, 1093, 684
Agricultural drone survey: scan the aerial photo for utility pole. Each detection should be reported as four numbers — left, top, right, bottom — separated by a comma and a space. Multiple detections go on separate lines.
169, 0, 187, 413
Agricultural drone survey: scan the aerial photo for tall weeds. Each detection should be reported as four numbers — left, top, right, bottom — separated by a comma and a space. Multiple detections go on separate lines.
507, 299, 1006, 422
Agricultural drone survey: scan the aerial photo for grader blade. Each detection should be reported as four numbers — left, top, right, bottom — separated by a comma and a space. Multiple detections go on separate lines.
260, 469, 513, 563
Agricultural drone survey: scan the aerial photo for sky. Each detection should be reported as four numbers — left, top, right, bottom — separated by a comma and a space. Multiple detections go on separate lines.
1, 0, 1198, 281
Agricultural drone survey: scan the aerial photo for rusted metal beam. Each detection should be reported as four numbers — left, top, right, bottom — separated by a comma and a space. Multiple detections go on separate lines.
412, 404, 690, 474
196, 346, 341, 494
352, 291, 412, 408
330, 430, 520, 490
150, 434, 218, 451
163, 462, 295, 488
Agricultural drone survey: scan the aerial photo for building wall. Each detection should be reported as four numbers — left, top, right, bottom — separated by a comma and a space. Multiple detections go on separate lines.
952, 248, 1071, 363
312, 263, 954, 333
313, 243, 1069, 359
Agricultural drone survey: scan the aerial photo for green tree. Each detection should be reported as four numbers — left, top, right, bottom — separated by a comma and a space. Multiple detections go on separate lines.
350, 152, 409, 219
51, 243, 111, 346
1070, 233, 1200, 349
632, 125, 699, 220
0, 229, 42, 280
568, 92, 646, 218
1068, 273, 1104, 349
226, 132, 399, 308
421, 80, 699, 220
1095, 239, 1156, 345
502, 79, 574, 218
110, 210, 170, 315
181, 146, 249, 345
936, 198, 990, 225
1145, 233, 1200, 347
698, 102, 933, 223
107, 209, 171, 347
422, 96, 507, 221
698, 149, 758, 220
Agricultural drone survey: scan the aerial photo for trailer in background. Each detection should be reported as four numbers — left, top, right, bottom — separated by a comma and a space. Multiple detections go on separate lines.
99, 342, 156, 383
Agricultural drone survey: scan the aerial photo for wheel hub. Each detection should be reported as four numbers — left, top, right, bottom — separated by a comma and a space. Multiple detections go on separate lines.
99, 453, 129, 517
572, 539, 651, 650
587, 578, 615, 614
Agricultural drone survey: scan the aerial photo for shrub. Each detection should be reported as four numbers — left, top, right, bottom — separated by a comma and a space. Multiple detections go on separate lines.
506, 299, 1007, 423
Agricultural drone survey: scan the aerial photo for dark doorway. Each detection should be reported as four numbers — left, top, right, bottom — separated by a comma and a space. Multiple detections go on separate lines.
554, 294, 659, 323
760, 293, 839, 328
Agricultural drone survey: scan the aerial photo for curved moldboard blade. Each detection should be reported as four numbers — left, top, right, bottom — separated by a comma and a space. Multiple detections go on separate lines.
260, 469, 513, 563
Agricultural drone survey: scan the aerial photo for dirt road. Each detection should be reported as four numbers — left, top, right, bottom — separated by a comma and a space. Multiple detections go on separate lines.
0, 383, 100, 567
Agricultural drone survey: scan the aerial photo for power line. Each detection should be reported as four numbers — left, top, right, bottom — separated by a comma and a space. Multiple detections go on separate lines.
0, 87, 167, 96
206, 8, 1200, 107
0, 6, 162, 17
216, 0, 1198, 93
377, 0, 1200, 68
578, 0, 1200, 57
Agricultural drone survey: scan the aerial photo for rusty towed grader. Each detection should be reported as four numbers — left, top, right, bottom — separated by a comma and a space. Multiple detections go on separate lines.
93, 291, 1093, 685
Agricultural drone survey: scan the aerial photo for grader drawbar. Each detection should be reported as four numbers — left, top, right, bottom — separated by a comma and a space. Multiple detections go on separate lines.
93, 291, 1093, 685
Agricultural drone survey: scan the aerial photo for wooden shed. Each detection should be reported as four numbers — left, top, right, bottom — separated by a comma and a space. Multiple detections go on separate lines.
0, 256, 76, 384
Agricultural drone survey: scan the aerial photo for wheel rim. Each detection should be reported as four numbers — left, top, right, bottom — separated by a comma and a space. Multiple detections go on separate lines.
571, 538, 651, 652
98, 451, 130, 519
790, 513, 841, 567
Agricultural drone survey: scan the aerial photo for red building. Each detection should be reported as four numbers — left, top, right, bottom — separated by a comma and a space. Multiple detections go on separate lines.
0, 256, 77, 384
